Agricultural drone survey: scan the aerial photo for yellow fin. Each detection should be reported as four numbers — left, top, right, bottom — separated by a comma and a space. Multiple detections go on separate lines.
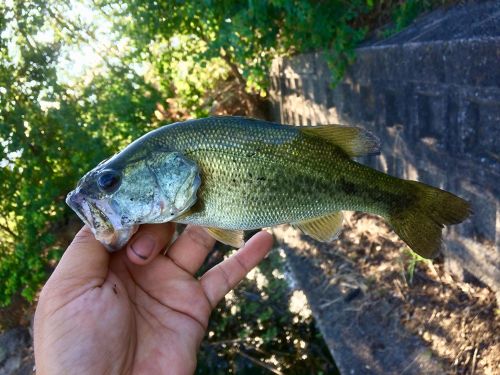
293, 212, 344, 242
300, 125, 379, 157
205, 227, 244, 248
388, 181, 471, 258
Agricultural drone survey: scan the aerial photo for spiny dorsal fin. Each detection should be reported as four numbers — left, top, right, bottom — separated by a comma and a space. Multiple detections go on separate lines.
205, 227, 245, 248
300, 125, 380, 157
292, 211, 344, 242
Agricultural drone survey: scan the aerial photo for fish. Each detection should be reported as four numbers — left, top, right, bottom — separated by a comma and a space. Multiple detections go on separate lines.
66, 116, 471, 258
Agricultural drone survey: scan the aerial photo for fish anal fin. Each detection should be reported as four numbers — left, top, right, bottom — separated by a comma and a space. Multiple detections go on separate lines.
293, 211, 344, 242
300, 125, 380, 157
205, 227, 244, 248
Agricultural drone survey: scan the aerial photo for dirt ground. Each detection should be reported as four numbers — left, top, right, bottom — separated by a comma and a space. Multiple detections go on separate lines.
307, 212, 499, 374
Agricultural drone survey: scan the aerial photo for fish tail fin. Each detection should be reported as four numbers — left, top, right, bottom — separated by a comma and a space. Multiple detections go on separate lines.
388, 181, 471, 258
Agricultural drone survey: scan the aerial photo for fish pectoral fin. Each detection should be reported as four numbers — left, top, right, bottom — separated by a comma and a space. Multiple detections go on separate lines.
205, 227, 245, 248
300, 125, 380, 157
293, 211, 344, 242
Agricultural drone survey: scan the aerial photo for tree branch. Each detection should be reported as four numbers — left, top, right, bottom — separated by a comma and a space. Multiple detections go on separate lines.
46, 6, 128, 76
0, 221, 18, 240
188, 22, 265, 117
237, 350, 284, 375
218, 50, 266, 118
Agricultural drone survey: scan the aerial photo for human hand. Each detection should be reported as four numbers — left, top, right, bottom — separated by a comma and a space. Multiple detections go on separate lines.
34, 223, 273, 375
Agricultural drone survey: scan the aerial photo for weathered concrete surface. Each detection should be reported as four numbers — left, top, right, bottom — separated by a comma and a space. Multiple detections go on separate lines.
274, 226, 445, 375
270, 1, 499, 373
0, 327, 33, 375
270, 0, 499, 297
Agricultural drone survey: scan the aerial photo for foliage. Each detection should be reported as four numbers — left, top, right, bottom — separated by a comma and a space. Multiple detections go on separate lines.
402, 248, 431, 285
383, 0, 439, 37
95, 0, 374, 96
147, 34, 229, 118
392, 0, 430, 31
196, 246, 337, 374
0, 0, 164, 305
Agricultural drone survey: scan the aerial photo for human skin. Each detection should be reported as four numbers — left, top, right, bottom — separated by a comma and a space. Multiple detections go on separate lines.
34, 223, 273, 374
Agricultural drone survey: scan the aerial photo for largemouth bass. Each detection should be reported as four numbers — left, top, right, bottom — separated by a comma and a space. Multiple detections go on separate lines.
66, 116, 470, 258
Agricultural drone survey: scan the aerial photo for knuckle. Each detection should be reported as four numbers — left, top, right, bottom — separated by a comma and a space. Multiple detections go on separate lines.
218, 263, 232, 290
71, 227, 95, 247
233, 254, 249, 274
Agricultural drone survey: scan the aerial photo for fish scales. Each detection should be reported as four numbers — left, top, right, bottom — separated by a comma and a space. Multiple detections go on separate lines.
142, 118, 381, 227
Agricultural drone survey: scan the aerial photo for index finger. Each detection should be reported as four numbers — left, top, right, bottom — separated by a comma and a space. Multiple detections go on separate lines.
50, 225, 110, 287
200, 231, 274, 308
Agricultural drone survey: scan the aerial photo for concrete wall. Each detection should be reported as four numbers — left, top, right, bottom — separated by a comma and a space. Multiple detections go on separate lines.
270, 1, 500, 296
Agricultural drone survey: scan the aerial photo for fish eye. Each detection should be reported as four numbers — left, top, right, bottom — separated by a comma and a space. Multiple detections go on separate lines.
97, 170, 122, 193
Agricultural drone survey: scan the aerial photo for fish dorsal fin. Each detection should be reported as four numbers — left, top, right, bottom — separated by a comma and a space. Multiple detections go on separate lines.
300, 125, 380, 157
293, 211, 344, 242
205, 227, 245, 248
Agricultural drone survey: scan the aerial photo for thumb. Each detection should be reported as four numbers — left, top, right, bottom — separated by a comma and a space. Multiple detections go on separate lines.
50, 225, 110, 287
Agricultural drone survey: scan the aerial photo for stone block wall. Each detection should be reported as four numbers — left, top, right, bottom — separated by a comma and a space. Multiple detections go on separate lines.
270, 1, 499, 296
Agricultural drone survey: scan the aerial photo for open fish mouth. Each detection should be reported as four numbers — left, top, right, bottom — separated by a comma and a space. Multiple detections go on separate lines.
66, 190, 95, 229
65, 190, 138, 251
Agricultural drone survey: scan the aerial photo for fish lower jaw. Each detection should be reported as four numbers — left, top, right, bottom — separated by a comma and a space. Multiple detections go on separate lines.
93, 225, 139, 252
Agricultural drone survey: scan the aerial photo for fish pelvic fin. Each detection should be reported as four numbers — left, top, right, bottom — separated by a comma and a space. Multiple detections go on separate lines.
293, 211, 344, 242
205, 227, 245, 248
300, 125, 380, 157
389, 181, 471, 258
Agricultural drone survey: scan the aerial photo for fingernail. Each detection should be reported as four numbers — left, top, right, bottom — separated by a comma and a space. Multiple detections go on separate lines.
131, 235, 155, 260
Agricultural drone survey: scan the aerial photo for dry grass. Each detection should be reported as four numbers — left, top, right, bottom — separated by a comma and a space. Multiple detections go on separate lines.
323, 212, 499, 374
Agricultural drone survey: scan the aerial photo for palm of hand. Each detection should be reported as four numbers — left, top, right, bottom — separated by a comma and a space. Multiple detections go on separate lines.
105, 254, 212, 374
34, 224, 272, 375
